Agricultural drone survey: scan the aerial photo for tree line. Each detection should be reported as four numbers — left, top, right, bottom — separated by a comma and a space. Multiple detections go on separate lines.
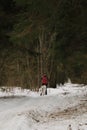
0, 0, 87, 89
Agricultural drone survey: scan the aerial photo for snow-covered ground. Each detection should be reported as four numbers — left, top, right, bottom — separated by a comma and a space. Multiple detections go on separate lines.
0, 83, 87, 130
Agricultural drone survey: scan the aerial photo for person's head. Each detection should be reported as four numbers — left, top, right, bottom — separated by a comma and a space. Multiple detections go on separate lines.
43, 73, 47, 77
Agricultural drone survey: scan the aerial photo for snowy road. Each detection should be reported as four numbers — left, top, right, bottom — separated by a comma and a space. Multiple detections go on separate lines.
0, 84, 87, 130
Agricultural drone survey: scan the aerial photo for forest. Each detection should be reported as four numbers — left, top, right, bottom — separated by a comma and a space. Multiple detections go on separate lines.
0, 0, 87, 89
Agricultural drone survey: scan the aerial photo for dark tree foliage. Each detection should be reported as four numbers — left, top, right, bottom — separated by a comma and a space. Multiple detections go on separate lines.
0, 0, 87, 88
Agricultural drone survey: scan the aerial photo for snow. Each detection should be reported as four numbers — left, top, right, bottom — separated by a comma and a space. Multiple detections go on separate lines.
0, 83, 87, 130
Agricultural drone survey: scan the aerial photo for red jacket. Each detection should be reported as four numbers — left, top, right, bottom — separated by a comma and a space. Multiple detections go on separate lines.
41, 76, 48, 85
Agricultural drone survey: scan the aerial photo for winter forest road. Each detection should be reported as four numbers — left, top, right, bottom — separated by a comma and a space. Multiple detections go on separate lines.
0, 87, 87, 130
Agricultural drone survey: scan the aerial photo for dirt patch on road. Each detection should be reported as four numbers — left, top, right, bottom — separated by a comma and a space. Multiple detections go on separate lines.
49, 100, 87, 119
22, 99, 87, 123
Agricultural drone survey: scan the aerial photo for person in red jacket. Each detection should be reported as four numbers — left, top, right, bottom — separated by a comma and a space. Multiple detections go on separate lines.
41, 74, 48, 95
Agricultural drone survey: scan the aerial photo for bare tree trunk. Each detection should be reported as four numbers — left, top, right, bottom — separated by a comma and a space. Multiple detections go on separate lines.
39, 29, 43, 76
37, 41, 41, 89
26, 53, 33, 89
38, 27, 44, 87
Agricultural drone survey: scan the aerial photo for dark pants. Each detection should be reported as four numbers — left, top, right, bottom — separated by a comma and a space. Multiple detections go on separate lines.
45, 88, 47, 95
